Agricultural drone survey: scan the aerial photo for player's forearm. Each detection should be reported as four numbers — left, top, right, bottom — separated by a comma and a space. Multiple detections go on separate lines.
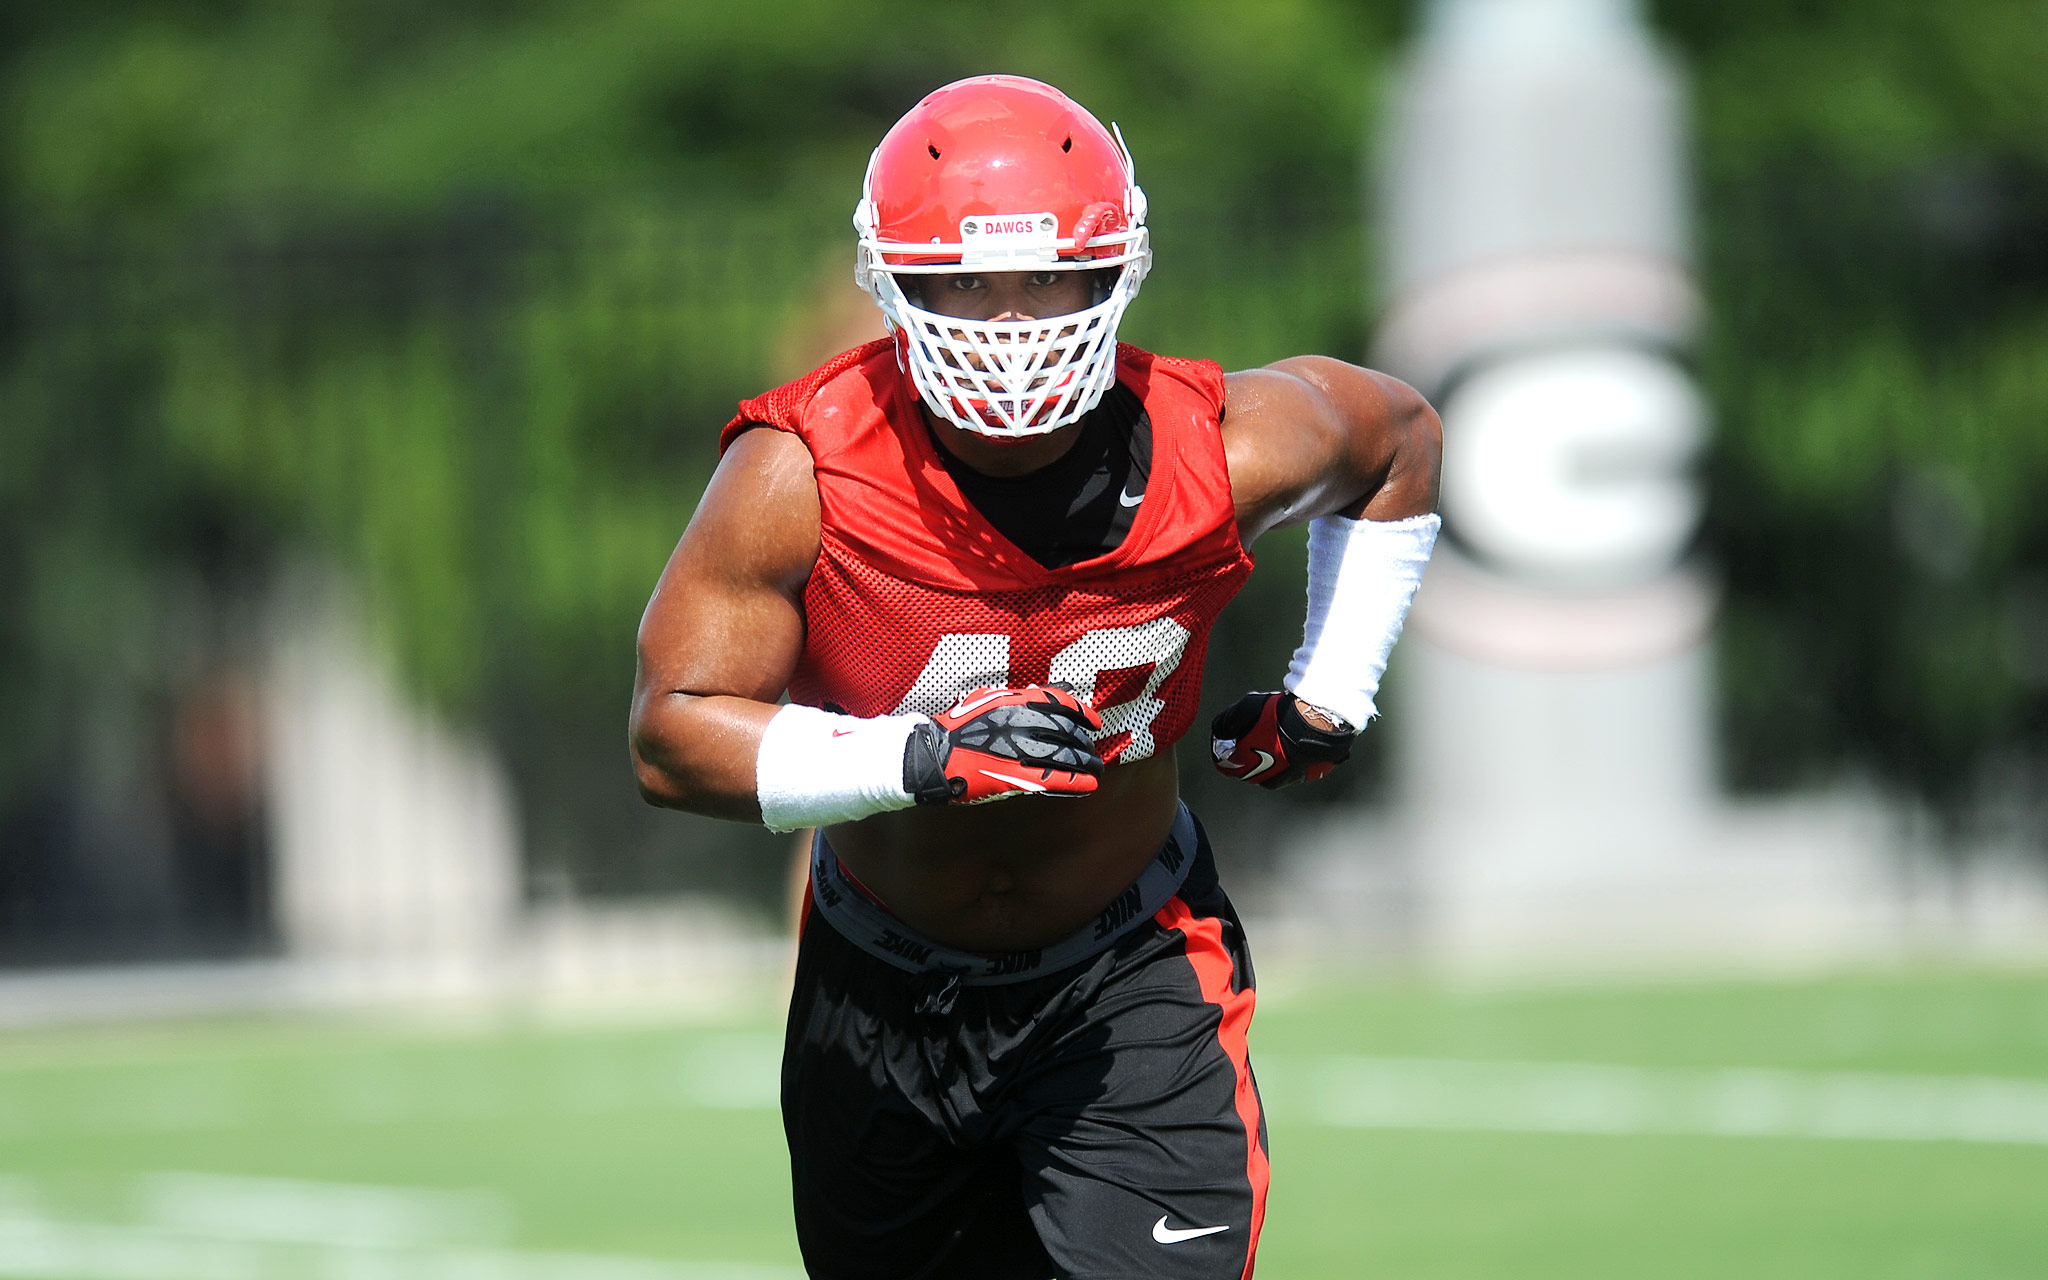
632, 693, 938, 831
1212, 504, 1439, 787
629, 693, 780, 822
1284, 511, 1438, 728
633, 685, 1109, 833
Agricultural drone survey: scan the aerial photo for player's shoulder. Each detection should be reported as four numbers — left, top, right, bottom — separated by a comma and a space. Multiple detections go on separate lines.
1117, 345, 1347, 430
1214, 360, 1355, 514
1220, 358, 1355, 430
721, 338, 897, 455
1117, 342, 1226, 416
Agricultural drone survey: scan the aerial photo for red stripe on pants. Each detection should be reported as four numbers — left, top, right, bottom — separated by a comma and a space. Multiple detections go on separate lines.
1154, 897, 1268, 1280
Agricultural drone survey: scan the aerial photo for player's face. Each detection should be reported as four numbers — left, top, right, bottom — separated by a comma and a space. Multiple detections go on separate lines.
907, 268, 1111, 469
914, 270, 1099, 323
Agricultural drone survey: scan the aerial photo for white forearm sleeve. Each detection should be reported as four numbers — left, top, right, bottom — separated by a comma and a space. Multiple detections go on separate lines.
1284, 512, 1440, 729
754, 704, 929, 833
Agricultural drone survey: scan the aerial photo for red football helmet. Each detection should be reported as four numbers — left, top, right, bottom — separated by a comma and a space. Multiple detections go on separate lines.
854, 75, 1151, 436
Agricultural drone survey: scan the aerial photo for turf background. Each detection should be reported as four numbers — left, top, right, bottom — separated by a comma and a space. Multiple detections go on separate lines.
3, 970, 2045, 1278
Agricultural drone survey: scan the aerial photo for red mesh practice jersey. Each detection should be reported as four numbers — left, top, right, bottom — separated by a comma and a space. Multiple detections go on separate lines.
722, 339, 1252, 764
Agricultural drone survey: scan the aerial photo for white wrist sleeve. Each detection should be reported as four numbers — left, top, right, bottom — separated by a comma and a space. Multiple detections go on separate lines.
1285, 512, 1440, 730
754, 704, 930, 833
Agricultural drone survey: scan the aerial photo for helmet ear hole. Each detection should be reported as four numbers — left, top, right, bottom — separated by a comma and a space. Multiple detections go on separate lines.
1062, 136, 1072, 152
928, 143, 940, 159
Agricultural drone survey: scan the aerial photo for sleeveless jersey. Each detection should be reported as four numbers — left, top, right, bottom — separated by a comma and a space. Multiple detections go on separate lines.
721, 339, 1253, 765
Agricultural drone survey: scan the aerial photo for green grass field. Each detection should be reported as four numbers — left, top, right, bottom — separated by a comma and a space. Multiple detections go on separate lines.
3, 968, 2047, 1278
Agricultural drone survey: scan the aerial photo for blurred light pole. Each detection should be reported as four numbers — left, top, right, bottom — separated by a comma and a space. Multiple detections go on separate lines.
1347, 0, 1885, 964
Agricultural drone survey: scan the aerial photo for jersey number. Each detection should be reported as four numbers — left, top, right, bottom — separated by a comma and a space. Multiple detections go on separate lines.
890, 620, 1192, 762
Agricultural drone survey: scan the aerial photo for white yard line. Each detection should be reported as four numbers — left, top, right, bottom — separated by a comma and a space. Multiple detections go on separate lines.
1277, 1056, 2048, 1146
138, 1171, 511, 1248
8, 1033, 2048, 1151
0, 1219, 803, 1280
0, 1033, 791, 1137
0, 1174, 801, 1280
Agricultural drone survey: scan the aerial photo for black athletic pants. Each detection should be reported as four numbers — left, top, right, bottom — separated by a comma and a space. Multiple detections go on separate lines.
781, 825, 1268, 1280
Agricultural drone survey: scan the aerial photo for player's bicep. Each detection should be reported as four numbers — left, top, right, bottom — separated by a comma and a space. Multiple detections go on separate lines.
635, 427, 819, 705
1222, 360, 1438, 542
1220, 366, 1353, 541
1293, 359, 1442, 524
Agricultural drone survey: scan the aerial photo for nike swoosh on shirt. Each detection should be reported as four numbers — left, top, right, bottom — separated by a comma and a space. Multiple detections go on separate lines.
1118, 487, 1144, 507
1152, 1216, 1230, 1245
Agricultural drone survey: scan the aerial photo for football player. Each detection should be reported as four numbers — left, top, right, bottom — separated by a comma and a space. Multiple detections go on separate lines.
631, 75, 1440, 1280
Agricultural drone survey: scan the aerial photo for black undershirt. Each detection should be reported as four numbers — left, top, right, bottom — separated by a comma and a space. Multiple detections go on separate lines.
932, 384, 1153, 570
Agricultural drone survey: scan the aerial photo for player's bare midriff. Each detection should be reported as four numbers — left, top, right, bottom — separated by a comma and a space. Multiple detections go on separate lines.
824, 750, 1182, 952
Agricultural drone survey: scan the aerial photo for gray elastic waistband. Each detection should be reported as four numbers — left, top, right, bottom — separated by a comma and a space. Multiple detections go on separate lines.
809, 804, 1198, 986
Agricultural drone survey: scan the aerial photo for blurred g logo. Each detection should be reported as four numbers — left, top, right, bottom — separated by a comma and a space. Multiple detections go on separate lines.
1440, 346, 1706, 588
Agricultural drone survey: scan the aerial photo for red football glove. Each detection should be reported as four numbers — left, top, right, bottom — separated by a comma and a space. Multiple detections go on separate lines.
904, 684, 1106, 805
1210, 692, 1354, 790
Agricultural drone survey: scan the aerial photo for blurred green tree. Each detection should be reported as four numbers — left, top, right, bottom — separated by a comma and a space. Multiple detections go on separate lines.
0, 0, 1393, 916
1655, 0, 2048, 829
1, 0, 2043, 939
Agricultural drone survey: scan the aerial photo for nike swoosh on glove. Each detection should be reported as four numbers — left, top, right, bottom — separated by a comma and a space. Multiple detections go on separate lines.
1210, 691, 1353, 789
903, 684, 1107, 805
